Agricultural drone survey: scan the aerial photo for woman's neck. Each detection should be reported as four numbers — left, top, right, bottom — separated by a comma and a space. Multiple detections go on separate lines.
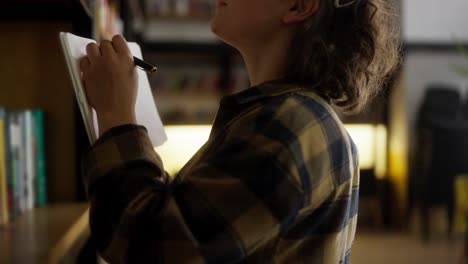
238, 32, 292, 87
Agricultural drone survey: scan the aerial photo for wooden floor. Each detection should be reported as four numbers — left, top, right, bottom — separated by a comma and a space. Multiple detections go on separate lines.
350, 232, 463, 264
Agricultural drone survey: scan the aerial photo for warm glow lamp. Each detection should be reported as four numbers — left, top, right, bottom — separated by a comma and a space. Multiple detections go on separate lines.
155, 125, 211, 175
156, 124, 387, 178
345, 124, 388, 179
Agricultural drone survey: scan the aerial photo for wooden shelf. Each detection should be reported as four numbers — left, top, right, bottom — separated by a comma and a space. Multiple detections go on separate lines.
155, 94, 220, 125
142, 41, 230, 54
142, 20, 217, 43
156, 94, 220, 110
0, 22, 78, 202
402, 42, 468, 53
0, 203, 90, 264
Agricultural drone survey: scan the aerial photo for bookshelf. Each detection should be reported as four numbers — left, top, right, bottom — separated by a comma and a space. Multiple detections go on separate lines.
0, 0, 94, 261
126, 0, 249, 125
0, 18, 75, 202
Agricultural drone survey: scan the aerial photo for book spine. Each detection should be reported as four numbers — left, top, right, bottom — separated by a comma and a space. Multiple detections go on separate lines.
25, 111, 34, 210
33, 110, 46, 206
16, 112, 26, 214
4, 111, 13, 221
18, 111, 27, 213
9, 112, 19, 217
0, 108, 7, 225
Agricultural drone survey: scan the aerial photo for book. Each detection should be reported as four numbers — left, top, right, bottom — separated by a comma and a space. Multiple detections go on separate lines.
4, 110, 14, 220
0, 108, 8, 225
24, 111, 35, 210
32, 110, 46, 206
59, 32, 166, 147
8, 112, 20, 217
145, 0, 215, 19
15, 112, 26, 214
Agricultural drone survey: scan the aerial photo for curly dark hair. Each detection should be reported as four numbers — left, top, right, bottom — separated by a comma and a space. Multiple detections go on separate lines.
285, 0, 401, 113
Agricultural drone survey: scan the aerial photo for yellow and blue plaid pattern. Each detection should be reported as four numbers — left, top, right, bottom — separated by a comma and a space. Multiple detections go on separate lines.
83, 80, 360, 263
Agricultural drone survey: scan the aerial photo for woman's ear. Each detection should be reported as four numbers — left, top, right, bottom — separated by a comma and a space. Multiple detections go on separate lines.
283, 0, 320, 24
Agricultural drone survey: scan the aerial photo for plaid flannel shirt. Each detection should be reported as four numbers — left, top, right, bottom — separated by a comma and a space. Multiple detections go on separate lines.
83, 81, 360, 264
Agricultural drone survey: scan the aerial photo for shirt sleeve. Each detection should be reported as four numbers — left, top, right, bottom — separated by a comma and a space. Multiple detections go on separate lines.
82, 125, 304, 263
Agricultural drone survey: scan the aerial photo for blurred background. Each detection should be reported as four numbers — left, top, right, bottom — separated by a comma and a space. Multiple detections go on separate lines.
0, 0, 467, 263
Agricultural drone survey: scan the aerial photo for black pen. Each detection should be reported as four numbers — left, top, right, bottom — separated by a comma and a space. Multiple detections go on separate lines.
134, 57, 158, 74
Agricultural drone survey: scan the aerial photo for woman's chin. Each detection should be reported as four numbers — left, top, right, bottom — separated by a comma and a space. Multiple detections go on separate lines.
210, 17, 223, 37
210, 21, 228, 43
210, 19, 241, 50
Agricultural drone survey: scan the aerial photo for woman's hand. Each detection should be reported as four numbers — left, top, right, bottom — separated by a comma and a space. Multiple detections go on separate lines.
80, 35, 138, 136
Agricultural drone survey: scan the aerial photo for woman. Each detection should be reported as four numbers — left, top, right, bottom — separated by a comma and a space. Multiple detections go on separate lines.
79, 0, 400, 263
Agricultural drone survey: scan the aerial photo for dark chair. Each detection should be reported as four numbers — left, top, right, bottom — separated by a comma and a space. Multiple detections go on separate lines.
358, 169, 382, 228
417, 86, 461, 124
462, 95, 468, 120
412, 85, 464, 240
421, 119, 468, 239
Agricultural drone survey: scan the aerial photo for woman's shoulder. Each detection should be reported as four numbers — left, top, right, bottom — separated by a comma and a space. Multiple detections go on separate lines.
224, 88, 345, 146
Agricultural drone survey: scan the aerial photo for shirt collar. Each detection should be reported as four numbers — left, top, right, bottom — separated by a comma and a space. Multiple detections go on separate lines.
221, 79, 305, 106
211, 79, 331, 137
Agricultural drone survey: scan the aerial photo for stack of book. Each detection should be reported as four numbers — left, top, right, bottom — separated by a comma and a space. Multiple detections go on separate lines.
149, 65, 221, 95
147, 64, 249, 95
0, 109, 47, 226
145, 0, 215, 19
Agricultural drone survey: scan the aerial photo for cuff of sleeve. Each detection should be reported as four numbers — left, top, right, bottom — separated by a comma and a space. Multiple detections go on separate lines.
82, 125, 165, 193
94, 124, 146, 147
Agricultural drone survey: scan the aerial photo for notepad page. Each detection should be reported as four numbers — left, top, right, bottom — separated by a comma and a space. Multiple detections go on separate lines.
60, 32, 167, 147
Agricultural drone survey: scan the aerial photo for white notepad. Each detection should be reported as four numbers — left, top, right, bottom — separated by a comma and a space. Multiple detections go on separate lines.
60, 32, 167, 146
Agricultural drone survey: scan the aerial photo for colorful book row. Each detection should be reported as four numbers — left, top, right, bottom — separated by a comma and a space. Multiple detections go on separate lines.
0, 109, 46, 226
145, 0, 215, 19
147, 65, 249, 94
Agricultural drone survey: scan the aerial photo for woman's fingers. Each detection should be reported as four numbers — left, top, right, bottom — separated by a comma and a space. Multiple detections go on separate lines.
79, 56, 91, 71
99, 40, 116, 58
86, 43, 101, 63
112, 35, 132, 57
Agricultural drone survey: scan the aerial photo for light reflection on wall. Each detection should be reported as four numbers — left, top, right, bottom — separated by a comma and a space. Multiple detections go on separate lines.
156, 124, 387, 178
345, 124, 388, 179
155, 125, 211, 175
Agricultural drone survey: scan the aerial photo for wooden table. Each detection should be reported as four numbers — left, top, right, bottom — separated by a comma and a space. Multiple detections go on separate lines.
0, 203, 90, 264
